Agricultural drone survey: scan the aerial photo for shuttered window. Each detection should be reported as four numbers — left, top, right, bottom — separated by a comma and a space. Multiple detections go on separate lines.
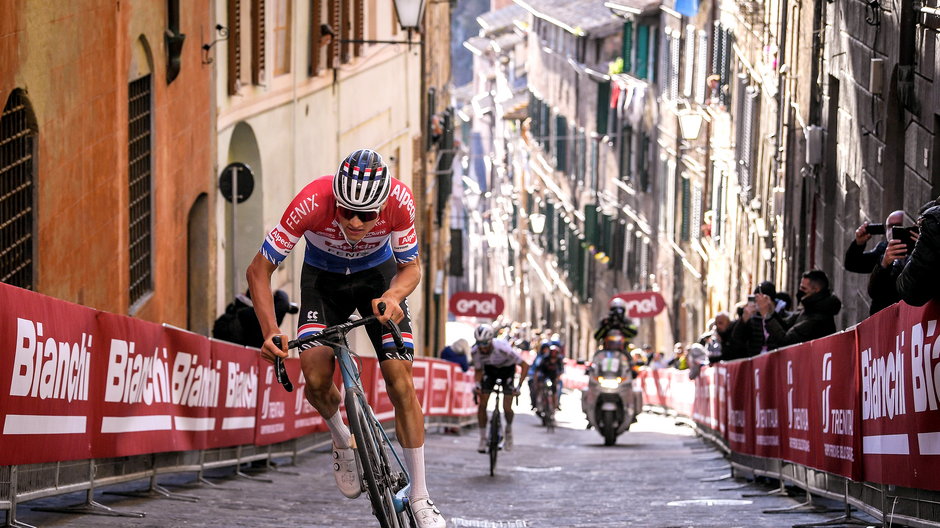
0, 90, 36, 290
712, 22, 733, 106
128, 75, 153, 307
227, 0, 243, 94
309, 0, 322, 75
694, 30, 708, 104
635, 24, 649, 80
327, 0, 339, 68
251, 0, 266, 84
596, 80, 610, 136
683, 24, 695, 99
638, 131, 650, 192
668, 30, 680, 100
736, 82, 760, 199
619, 124, 633, 181
679, 174, 691, 242
555, 114, 567, 172
273, 0, 291, 75
354, 0, 364, 57
691, 181, 703, 242
622, 21, 633, 73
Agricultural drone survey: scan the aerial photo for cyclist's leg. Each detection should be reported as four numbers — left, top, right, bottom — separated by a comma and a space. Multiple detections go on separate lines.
297, 264, 356, 446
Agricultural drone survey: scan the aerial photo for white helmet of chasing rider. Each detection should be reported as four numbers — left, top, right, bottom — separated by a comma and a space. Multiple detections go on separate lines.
610, 297, 627, 311
474, 324, 495, 344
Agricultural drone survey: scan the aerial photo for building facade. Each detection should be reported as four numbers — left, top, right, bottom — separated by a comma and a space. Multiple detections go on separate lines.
0, 1, 216, 331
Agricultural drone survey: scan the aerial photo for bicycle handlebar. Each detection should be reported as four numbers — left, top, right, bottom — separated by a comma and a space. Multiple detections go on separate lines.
270, 302, 406, 392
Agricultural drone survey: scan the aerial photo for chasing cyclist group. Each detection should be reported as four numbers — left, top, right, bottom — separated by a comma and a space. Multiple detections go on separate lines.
246, 148, 639, 528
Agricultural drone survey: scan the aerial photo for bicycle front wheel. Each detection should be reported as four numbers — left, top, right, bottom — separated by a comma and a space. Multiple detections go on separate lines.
488, 410, 501, 477
346, 391, 400, 528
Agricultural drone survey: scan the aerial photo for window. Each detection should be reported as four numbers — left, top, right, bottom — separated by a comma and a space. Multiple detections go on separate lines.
309, 0, 323, 75
683, 24, 695, 99
227, 0, 266, 92
619, 123, 633, 181
635, 24, 649, 80
694, 30, 708, 104
679, 173, 691, 241
0, 90, 37, 290
251, 0, 267, 83
128, 75, 154, 307
273, 0, 291, 75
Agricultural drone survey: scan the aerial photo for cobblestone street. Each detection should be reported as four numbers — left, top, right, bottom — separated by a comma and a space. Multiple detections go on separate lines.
14, 390, 878, 527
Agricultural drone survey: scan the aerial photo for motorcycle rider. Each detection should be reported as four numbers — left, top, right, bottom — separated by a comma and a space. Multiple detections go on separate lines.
471, 324, 529, 452
594, 298, 639, 343
533, 343, 565, 416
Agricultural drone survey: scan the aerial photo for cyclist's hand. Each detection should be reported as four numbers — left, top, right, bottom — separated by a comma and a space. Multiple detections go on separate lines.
372, 297, 404, 325
512, 386, 521, 397
260, 333, 289, 363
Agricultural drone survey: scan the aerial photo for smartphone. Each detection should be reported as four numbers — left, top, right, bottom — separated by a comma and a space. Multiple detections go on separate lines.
866, 223, 886, 235
747, 295, 756, 303
891, 226, 917, 254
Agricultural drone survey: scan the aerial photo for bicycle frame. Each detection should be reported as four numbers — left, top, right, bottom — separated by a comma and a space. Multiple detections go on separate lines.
334, 343, 411, 513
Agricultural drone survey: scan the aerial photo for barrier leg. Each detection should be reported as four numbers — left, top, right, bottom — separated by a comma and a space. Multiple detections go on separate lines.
31, 461, 146, 519
234, 446, 273, 483
104, 458, 200, 503
790, 479, 880, 528
5, 466, 37, 528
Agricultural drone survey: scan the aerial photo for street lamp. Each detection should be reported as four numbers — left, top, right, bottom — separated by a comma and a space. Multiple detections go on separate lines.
529, 213, 546, 235
677, 108, 704, 141
322, 0, 424, 45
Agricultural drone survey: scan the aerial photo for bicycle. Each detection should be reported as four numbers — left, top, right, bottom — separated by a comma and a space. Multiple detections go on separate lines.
272, 303, 415, 528
482, 381, 508, 477
536, 377, 556, 433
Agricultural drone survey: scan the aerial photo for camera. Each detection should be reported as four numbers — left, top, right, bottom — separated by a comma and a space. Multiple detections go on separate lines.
747, 295, 756, 303
866, 223, 886, 235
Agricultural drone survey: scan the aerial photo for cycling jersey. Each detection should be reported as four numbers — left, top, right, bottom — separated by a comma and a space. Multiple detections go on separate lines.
260, 175, 419, 274
471, 339, 523, 370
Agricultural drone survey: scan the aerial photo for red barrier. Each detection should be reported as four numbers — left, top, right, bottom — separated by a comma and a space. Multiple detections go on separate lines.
208, 339, 259, 448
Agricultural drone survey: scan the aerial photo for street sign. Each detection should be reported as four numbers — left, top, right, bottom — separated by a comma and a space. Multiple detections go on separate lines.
448, 291, 504, 318
611, 291, 666, 318
218, 162, 254, 203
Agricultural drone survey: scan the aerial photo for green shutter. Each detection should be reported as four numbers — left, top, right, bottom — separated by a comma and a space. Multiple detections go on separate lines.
596, 80, 610, 136
555, 114, 568, 172
584, 205, 599, 246
636, 25, 649, 80
622, 21, 633, 74
680, 176, 691, 241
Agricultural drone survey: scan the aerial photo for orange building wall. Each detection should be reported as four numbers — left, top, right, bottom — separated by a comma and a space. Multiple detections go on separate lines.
0, 1, 215, 328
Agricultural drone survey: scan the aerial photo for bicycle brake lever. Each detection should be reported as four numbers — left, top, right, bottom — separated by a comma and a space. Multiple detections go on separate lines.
271, 337, 294, 392
377, 302, 407, 352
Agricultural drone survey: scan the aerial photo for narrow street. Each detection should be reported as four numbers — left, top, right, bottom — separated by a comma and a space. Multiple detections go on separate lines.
17, 389, 875, 528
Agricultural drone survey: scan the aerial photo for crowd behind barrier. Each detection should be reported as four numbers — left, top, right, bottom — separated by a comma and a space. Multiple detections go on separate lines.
640, 298, 940, 527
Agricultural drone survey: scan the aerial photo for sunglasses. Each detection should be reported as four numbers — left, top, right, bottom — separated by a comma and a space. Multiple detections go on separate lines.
337, 206, 379, 222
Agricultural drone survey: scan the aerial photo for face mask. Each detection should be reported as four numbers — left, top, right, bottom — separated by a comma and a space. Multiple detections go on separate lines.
796, 290, 806, 303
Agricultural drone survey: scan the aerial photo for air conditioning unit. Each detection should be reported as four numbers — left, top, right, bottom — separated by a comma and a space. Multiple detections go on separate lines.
805, 125, 824, 166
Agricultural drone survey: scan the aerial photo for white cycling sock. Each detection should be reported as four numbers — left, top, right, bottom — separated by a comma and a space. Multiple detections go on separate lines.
326, 411, 351, 449
479, 427, 486, 440
403, 446, 428, 501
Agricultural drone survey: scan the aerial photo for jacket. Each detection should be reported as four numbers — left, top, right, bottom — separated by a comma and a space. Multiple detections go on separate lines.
765, 289, 842, 348
897, 205, 940, 306
867, 257, 906, 315
844, 240, 886, 274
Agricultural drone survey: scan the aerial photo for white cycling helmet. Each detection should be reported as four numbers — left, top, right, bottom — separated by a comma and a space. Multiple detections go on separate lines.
610, 297, 627, 311
474, 324, 495, 344
333, 149, 391, 212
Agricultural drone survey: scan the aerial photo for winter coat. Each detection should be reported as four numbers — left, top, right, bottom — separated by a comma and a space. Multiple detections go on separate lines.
867, 257, 906, 315
897, 205, 940, 306
845, 240, 886, 274
716, 321, 748, 361
765, 289, 842, 348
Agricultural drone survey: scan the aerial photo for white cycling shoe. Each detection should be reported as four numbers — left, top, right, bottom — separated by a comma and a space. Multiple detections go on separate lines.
477, 437, 487, 453
332, 446, 362, 499
411, 497, 446, 528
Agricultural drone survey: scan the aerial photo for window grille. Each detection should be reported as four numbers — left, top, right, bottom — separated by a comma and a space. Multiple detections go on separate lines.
683, 24, 695, 99
252, 0, 267, 83
0, 90, 36, 290
128, 75, 153, 307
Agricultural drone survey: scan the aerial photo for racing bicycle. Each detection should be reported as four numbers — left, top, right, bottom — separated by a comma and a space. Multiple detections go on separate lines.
273, 303, 415, 528
476, 381, 507, 477
535, 377, 556, 433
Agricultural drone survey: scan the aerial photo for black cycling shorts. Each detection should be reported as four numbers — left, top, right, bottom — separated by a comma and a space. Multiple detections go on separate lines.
297, 258, 414, 362
481, 365, 516, 393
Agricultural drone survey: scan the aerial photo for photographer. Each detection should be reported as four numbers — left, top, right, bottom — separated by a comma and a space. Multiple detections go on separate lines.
213, 289, 299, 348
845, 211, 904, 274
897, 197, 940, 307
765, 269, 842, 348
867, 222, 919, 314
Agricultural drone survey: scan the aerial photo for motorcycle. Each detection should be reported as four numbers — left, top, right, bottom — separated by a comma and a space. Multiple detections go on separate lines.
581, 349, 638, 445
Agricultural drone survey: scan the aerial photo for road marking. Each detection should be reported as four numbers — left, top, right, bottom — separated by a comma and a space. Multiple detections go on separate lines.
667, 499, 754, 506
451, 519, 528, 527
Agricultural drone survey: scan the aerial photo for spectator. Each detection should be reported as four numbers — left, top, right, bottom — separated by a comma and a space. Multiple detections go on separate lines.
897, 196, 940, 306
765, 269, 842, 347
732, 281, 783, 357
649, 351, 669, 370
669, 346, 689, 370
867, 228, 912, 315
440, 339, 471, 372
845, 210, 904, 274
212, 289, 298, 348
712, 311, 748, 361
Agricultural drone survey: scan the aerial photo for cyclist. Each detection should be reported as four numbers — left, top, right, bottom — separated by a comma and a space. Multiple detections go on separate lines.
472, 324, 529, 452
534, 343, 565, 413
527, 341, 551, 410
246, 149, 445, 528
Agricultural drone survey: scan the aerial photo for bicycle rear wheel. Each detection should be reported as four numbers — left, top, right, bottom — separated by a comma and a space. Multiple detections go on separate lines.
488, 409, 501, 477
346, 391, 400, 528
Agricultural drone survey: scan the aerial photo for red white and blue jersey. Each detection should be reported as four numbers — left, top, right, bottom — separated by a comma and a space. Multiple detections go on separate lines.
260, 175, 419, 273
